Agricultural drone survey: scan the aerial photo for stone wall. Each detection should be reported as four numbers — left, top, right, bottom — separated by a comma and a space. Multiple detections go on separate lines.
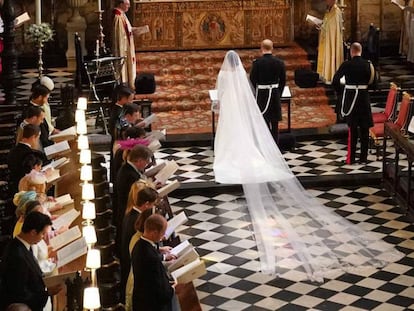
7, 0, 406, 65
293, 0, 402, 50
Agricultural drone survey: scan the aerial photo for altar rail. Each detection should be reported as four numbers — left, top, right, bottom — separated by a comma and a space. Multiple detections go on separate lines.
133, 0, 293, 51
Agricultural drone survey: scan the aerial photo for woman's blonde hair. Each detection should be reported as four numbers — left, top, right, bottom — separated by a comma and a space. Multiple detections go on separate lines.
125, 179, 157, 215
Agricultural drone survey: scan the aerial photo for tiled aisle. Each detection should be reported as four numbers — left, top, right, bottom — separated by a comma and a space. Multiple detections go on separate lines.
155, 139, 408, 184
170, 187, 414, 311
3, 56, 414, 311
147, 139, 414, 311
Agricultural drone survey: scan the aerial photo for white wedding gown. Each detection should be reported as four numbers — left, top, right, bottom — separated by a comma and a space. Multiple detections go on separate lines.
213, 51, 403, 281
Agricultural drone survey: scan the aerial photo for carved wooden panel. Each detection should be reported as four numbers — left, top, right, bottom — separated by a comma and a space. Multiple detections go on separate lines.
133, 0, 292, 51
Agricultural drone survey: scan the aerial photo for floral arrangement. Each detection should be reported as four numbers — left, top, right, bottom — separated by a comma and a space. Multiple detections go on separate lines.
25, 23, 54, 44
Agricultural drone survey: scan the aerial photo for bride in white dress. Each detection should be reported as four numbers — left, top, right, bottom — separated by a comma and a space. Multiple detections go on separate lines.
213, 50, 404, 282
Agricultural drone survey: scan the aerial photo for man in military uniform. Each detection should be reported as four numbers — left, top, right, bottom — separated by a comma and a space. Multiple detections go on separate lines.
332, 42, 376, 165
250, 39, 286, 143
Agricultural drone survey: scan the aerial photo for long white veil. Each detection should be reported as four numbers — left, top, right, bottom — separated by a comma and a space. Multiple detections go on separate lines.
213, 51, 403, 282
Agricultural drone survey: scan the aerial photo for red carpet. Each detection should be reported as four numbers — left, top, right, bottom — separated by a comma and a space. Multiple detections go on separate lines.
136, 44, 336, 134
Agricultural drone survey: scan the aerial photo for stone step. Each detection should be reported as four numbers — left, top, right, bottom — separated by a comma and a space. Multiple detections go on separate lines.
135, 45, 330, 116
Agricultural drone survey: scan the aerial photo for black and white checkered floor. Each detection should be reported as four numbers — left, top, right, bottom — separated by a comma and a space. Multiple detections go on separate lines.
5, 57, 414, 310
148, 140, 414, 311
170, 185, 414, 311
155, 138, 409, 183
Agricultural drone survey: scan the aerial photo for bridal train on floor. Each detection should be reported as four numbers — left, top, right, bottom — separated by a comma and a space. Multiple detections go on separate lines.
213, 50, 404, 282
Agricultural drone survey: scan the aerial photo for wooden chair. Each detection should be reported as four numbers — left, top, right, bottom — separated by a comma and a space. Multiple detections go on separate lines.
372, 82, 399, 124
370, 91, 413, 159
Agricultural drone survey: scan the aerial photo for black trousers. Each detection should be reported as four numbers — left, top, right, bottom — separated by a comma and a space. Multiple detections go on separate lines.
265, 120, 279, 144
346, 124, 369, 164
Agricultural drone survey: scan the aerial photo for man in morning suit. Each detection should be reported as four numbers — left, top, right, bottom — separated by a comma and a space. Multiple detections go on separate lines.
0, 211, 62, 311
7, 124, 49, 196
250, 39, 286, 143
114, 145, 153, 254
332, 42, 376, 165
131, 214, 177, 311
29, 85, 54, 150
109, 85, 135, 183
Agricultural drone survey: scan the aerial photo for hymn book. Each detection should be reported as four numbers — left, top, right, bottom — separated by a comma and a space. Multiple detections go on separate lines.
165, 211, 188, 239
167, 240, 200, 272
142, 113, 158, 127
148, 139, 162, 151
133, 25, 150, 36
49, 225, 81, 250
15, 12, 30, 27
154, 160, 179, 184
49, 126, 77, 142
41, 157, 69, 171
170, 258, 207, 284
52, 208, 80, 230
44, 140, 71, 159
306, 14, 323, 27
146, 129, 166, 141
56, 237, 88, 268
54, 194, 74, 207
145, 162, 166, 178
45, 168, 61, 184
157, 180, 180, 197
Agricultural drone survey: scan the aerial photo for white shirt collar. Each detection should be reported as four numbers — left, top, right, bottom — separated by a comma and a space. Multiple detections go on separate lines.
141, 236, 157, 248
127, 160, 144, 176
16, 236, 31, 251
19, 142, 32, 148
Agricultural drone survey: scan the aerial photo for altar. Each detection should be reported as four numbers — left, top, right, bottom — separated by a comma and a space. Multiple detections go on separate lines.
133, 0, 293, 51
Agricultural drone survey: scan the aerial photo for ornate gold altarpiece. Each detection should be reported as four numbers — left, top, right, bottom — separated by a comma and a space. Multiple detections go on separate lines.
133, 0, 293, 51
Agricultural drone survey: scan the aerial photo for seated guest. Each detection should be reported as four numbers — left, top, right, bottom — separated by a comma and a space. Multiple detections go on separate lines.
7, 124, 49, 196
16, 106, 45, 145
115, 145, 153, 230
120, 184, 159, 303
0, 211, 62, 311
131, 214, 177, 311
29, 85, 54, 150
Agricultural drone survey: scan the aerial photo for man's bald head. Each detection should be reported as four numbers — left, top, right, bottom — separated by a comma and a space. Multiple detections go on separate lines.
261, 39, 273, 53
350, 42, 362, 57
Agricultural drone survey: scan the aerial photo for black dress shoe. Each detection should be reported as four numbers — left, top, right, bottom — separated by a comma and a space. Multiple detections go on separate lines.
341, 160, 355, 165
359, 159, 368, 165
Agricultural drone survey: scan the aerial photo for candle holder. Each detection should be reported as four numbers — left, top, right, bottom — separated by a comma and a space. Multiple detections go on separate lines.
37, 41, 44, 78
25, 23, 54, 78
96, 10, 109, 57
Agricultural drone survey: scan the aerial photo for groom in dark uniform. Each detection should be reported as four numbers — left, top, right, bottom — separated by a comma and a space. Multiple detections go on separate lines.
250, 39, 286, 143
332, 42, 376, 165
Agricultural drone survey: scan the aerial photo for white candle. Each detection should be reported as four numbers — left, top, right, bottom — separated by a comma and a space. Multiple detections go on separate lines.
339, 0, 344, 6
35, 0, 41, 24
98, 0, 102, 12
96, 40, 100, 57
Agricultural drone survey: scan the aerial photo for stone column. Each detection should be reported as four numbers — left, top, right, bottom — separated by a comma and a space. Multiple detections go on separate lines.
66, 0, 88, 70
1, 0, 20, 106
